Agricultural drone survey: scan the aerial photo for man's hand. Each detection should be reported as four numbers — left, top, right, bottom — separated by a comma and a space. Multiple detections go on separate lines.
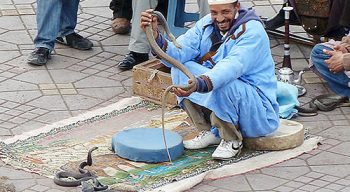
333, 44, 348, 53
140, 9, 159, 38
171, 80, 197, 97
323, 49, 345, 73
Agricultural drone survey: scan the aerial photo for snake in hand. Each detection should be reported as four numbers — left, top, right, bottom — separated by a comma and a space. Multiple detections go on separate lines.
145, 11, 197, 163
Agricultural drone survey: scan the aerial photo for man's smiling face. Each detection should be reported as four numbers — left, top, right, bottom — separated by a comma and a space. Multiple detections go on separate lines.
210, 3, 240, 33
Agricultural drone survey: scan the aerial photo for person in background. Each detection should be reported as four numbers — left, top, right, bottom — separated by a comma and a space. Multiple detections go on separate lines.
265, 0, 348, 40
117, 0, 209, 71
28, 0, 93, 66
109, 0, 132, 34
309, 0, 350, 99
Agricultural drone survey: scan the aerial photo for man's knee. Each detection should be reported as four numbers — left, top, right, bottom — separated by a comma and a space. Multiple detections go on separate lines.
310, 44, 325, 59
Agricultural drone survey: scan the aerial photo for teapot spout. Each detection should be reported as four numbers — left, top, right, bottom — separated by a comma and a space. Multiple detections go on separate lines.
293, 70, 304, 85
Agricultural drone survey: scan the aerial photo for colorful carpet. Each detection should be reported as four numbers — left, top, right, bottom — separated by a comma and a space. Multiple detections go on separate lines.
0, 97, 320, 192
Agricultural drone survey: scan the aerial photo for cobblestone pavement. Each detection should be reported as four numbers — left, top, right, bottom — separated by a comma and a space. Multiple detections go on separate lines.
0, 0, 349, 191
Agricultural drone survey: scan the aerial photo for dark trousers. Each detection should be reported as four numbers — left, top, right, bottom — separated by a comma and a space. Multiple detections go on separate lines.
340, 0, 350, 28
109, 0, 168, 20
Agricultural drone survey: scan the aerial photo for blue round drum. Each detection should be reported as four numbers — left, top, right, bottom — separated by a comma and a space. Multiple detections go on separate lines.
112, 128, 184, 163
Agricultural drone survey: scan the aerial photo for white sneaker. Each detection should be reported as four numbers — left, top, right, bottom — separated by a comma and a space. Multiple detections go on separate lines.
212, 139, 243, 160
183, 131, 221, 149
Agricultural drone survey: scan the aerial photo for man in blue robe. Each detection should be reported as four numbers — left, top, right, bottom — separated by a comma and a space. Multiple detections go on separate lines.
141, 0, 279, 159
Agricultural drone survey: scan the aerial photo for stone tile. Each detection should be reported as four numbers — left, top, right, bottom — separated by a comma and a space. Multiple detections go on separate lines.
0, 106, 9, 113
261, 166, 310, 180
95, 71, 114, 78
39, 83, 56, 90
320, 175, 340, 183
0, 41, 18, 50
246, 174, 288, 190
63, 95, 103, 110
0, 30, 32, 44
55, 47, 103, 60
9, 117, 28, 124
56, 83, 74, 89
325, 183, 346, 191
0, 16, 25, 30
332, 120, 350, 126
335, 179, 350, 186
299, 184, 321, 191
74, 76, 122, 88
34, 111, 71, 124
27, 95, 67, 110
1, 101, 20, 109
59, 89, 77, 95
42, 89, 60, 95
0, 121, 17, 129
18, 112, 39, 120
49, 69, 89, 84
0, 71, 17, 78
190, 184, 218, 192
0, 127, 12, 136
340, 187, 350, 192
0, 113, 14, 121
319, 126, 350, 141
311, 165, 350, 177
294, 176, 315, 184
81, 67, 99, 74
0, 79, 38, 91
208, 175, 251, 191
0, 166, 33, 179
11, 121, 47, 135
29, 185, 50, 192
87, 56, 106, 63
330, 142, 350, 156
274, 185, 294, 192
309, 179, 330, 187
304, 172, 325, 179
29, 108, 48, 115
0, 50, 20, 63
314, 188, 336, 192
4, 108, 23, 116
45, 55, 81, 69
90, 63, 110, 70
11, 179, 37, 192
77, 87, 124, 100
15, 70, 54, 84
307, 151, 350, 165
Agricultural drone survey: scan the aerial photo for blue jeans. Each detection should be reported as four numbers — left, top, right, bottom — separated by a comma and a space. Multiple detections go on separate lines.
310, 44, 350, 97
34, 0, 79, 51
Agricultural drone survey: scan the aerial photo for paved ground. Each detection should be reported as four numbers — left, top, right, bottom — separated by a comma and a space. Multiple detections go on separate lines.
0, 0, 349, 191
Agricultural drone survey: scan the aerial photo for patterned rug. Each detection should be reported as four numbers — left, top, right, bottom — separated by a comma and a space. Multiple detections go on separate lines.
0, 97, 320, 192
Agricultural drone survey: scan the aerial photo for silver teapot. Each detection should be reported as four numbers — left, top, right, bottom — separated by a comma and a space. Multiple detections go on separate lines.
277, 67, 304, 85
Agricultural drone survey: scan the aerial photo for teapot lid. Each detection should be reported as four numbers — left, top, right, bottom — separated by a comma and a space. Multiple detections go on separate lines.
279, 67, 293, 74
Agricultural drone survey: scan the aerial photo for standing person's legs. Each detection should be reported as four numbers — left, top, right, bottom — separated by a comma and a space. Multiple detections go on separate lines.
129, 0, 158, 55
28, 0, 63, 65
34, 0, 63, 51
197, 0, 209, 18
58, 0, 79, 37
310, 44, 350, 97
110, 0, 132, 34
117, 0, 159, 71
56, 0, 93, 50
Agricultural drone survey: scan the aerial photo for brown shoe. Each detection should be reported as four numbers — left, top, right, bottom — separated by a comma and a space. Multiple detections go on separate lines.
111, 18, 131, 34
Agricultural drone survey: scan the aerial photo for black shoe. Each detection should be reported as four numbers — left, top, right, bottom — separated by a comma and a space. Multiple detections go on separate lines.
117, 51, 149, 71
264, 6, 300, 30
56, 33, 93, 50
27, 47, 51, 66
